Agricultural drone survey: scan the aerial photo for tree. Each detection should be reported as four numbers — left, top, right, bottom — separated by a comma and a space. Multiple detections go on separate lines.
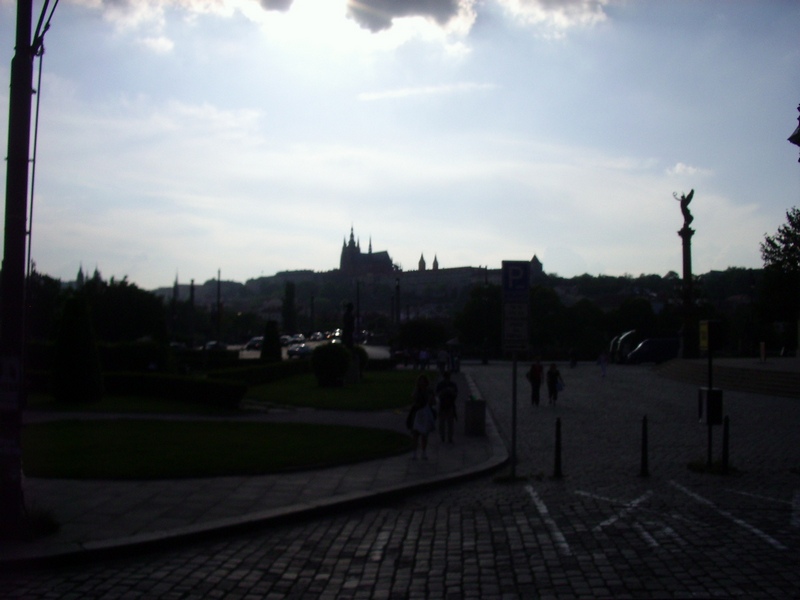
282, 281, 297, 333
761, 207, 800, 323
260, 320, 282, 363
761, 207, 800, 275
398, 318, 450, 350
53, 295, 104, 404
453, 284, 502, 358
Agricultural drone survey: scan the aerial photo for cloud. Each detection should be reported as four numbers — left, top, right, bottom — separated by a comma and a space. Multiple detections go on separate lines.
495, 0, 610, 37
139, 35, 174, 53
667, 162, 712, 177
358, 81, 495, 101
260, 0, 294, 11
346, 0, 470, 32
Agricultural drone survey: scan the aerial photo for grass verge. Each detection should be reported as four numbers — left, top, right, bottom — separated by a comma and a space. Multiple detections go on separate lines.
23, 420, 411, 479
26, 393, 237, 416
246, 370, 422, 411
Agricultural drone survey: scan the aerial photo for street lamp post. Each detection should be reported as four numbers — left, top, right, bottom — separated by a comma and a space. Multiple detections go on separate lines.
789, 104, 800, 161
395, 278, 400, 326
355, 281, 361, 339
0, 0, 34, 535
482, 266, 489, 365
788, 104, 800, 356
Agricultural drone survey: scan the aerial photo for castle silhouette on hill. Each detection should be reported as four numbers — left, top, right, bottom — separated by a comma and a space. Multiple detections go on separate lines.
338, 226, 543, 282
154, 226, 546, 326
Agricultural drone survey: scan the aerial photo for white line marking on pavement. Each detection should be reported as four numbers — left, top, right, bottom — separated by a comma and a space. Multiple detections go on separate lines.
591, 491, 653, 532
525, 486, 573, 556
574, 490, 619, 504
633, 522, 659, 548
728, 489, 793, 506
370, 529, 391, 561
670, 481, 787, 551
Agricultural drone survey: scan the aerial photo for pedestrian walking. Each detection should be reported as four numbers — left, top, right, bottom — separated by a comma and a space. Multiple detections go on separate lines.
407, 374, 436, 459
525, 357, 543, 406
435, 371, 458, 443
436, 348, 450, 375
546, 363, 564, 405
418, 348, 431, 370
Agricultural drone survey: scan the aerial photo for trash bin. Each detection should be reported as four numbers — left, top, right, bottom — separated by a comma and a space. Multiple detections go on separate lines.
464, 397, 486, 436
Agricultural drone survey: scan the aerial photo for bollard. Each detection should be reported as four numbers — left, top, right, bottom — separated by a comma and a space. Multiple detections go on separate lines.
722, 416, 730, 474
553, 418, 563, 479
640, 415, 649, 477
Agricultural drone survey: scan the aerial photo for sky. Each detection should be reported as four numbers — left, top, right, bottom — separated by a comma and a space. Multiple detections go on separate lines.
1, 0, 799, 290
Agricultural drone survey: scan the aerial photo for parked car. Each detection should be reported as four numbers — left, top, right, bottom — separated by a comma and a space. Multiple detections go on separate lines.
626, 338, 679, 364
245, 336, 263, 350
280, 335, 292, 346
287, 343, 313, 358
204, 341, 227, 351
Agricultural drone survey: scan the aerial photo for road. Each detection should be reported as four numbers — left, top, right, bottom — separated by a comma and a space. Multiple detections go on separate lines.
3, 362, 799, 598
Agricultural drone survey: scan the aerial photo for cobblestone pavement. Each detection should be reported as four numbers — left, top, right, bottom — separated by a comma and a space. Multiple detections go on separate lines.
3, 362, 799, 599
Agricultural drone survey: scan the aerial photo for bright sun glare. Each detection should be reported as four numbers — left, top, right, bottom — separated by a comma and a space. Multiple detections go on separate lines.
241, 0, 461, 54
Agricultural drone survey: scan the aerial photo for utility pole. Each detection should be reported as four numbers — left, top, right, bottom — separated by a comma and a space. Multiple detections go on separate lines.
1, 0, 34, 534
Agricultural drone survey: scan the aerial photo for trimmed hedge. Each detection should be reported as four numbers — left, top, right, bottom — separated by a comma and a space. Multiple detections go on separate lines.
208, 359, 312, 386
312, 343, 351, 387
103, 372, 246, 410
27, 341, 176, 373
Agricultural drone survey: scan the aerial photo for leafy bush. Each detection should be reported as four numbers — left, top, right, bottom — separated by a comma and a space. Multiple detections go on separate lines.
99, 341, 176, 372
208, 359, 311, 386
311, 343, 351, 387
53, 296, 104, 404
365, 358, 395, 371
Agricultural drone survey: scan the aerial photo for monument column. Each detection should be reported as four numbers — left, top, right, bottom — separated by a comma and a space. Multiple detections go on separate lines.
679, 224, 698, 358
675, 190, 698, 358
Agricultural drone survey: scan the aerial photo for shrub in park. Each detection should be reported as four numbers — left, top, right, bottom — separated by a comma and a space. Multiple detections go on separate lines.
311, 342, 351, 387
260, 319, 282, 363
53, 295, 104, 404
352, 344, 368, 374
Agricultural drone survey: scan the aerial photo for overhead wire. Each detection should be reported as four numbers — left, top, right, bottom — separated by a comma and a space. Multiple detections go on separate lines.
26, 0, 60, 280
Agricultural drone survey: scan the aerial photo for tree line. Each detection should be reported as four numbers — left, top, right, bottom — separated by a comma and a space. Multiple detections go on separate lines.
15, 205, 800, 359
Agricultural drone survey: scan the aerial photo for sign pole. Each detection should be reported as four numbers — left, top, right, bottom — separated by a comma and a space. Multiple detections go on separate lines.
511, 352, 517, 478
502, 261, 530, 481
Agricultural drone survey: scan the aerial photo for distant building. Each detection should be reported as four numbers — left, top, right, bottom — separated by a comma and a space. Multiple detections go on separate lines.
339, 227, 395, 277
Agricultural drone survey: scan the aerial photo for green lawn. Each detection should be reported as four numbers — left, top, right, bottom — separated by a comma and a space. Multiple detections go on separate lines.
23, 419, 411, 479
22, 370, 423, 479
26, 393, 236, 416
246, 370, 422, 411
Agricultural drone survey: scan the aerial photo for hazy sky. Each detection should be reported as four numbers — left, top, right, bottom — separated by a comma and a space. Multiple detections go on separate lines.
1, 0, 799, 289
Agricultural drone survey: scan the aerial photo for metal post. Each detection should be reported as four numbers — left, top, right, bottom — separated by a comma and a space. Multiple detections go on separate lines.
482, 266, 488, 365
511, 352, 517, 478
1, 0, 34, 534
707, 420, 713, 468
640, 415, 649, 477
553, 418, 563, 479
722, 416, 730, 474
